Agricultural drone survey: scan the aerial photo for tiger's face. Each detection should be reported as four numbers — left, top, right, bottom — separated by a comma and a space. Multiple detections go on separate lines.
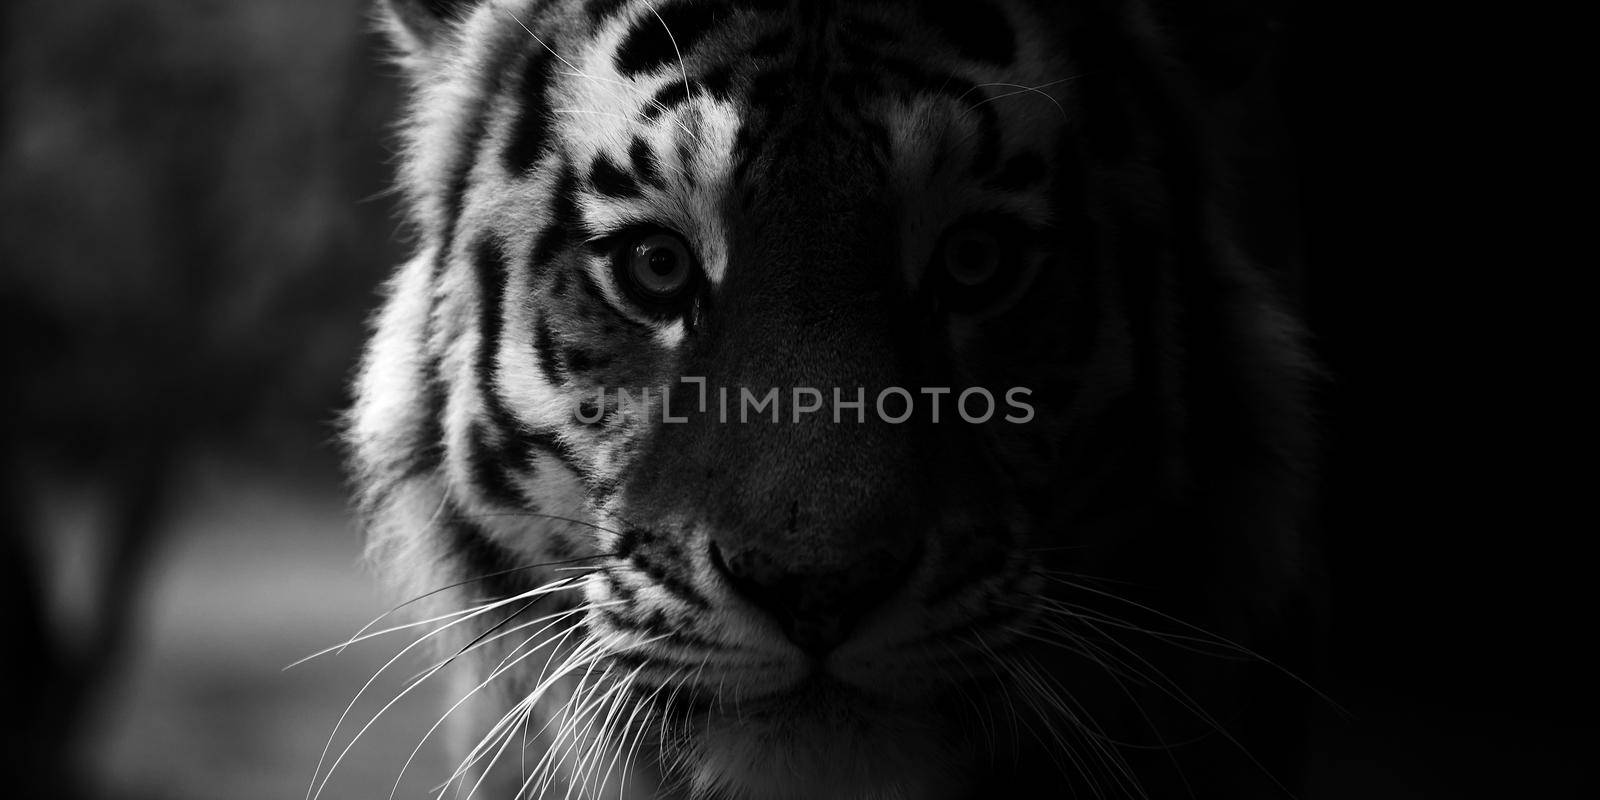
349, 1, 1311, 798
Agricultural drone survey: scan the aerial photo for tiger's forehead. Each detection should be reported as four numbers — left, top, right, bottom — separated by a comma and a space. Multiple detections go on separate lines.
552, 0, 1075, 168
453, 0, 1075, 291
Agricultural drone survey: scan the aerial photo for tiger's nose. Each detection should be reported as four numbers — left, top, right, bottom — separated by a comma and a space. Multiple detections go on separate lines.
709, 540, 918, 656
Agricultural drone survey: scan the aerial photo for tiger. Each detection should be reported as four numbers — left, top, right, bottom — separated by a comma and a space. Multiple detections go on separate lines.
342, 0, 1318, 798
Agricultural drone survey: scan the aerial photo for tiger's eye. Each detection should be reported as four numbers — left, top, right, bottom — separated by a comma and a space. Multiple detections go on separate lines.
932, 220, 1033, 314
943, 228, 1002, 287
627, 233, 694, 298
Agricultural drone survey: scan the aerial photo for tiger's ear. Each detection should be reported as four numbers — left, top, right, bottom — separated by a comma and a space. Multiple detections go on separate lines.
380, 0, 483, 62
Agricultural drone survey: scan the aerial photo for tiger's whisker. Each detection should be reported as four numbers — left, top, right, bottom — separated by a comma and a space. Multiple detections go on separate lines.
573, 663, 646, 798
389, 603, 607, 800
294, 562, 606, 668
536, 634, 669, 798
1001, 659, 1101, 799
643, 1, 699, 109
585, 667, 646, 796
1068, 613, 1299, 797
961, 75, 1086, 122
332, 599, 604, 800
1028, 598, 1253, 662
1041, 659, 1142, 800
1037, 576, 1346, 714
398, 595, 600, 695
556, 660, 621, 799
502, 6, 583, 75
448, 510, 631, 536
449, 665, 587, 795
505, 632, 633, 797
528, 655, 614, 797
613, 668, 666, 789
290, 600, 501, 671
307, 575, 588, 800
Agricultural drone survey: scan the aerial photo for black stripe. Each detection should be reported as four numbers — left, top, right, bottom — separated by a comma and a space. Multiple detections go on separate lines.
731, 110, 778, 183
473, 235, 512, 424
631, 606, 677, 637
396, 351, 447, 483
503, 47, 557, 175
585, 0, 633, 25
440, 27, 521, 259
603, 569, 639, 604
442, 102, 495, 256
922, 1, 1015, 65
576, 268, 652, 335
471, 237, 580, 495
442, 513, 529, 600
745, 31, 789, 59
614, 0, 730, 77
594, 606, 632, 631
531, 163, 583, 271
520, 426, 584, 475
562, 346, 610, 374
532, 315, 565, 385
630, 548, 710, 609
674, 136, 698, 188
700, 64, 736, 100
588, 153, 642, 198
613, 526, 644, 560
988, 151, 1048, 191
606, 606, 724, 647
628, 136, 664, 188
368, 272, 452, 517
467, 420, 527, 508
641, 81, 691, 121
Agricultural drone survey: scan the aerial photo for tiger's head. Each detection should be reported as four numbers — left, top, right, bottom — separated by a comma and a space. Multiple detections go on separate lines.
346, 0, 1314, 798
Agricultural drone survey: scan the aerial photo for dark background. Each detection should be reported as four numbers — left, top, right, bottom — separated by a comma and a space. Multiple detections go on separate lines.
1282, 3, 1586, 796
1, 1, 1580, 797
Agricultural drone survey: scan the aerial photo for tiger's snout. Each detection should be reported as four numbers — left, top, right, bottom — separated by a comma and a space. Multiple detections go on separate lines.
709, 535, 922, 655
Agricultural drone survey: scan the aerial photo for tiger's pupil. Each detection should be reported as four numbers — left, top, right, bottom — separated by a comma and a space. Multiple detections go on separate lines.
648, 248, 677, 276
946, 231, 1000, 287
624, 232, 696, 304
955, 243, 988, 275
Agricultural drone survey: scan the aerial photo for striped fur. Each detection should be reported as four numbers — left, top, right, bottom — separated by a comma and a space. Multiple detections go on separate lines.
346, 1, 1315, 797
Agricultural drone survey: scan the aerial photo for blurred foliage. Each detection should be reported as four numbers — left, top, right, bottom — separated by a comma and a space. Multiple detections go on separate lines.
1, 0, 405, 468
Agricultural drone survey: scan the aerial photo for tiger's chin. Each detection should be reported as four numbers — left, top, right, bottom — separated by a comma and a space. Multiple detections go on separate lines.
674, 680, 973, 800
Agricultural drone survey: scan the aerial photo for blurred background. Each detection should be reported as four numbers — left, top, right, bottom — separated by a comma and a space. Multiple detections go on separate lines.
0, 2, 453, 798
0, 1, 1581, 798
